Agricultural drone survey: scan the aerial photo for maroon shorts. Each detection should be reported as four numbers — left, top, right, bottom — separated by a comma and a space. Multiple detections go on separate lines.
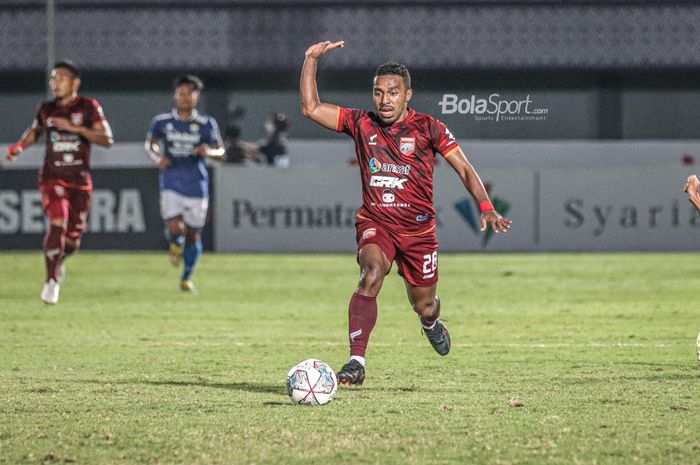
40, 181, 91, 244
356, 218, 438, 287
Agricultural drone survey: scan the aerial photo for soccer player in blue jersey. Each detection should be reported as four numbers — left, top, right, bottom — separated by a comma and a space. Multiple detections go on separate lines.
145, 75, 224, 292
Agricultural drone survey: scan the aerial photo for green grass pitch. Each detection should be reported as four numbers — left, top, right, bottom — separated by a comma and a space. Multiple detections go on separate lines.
1, 251, 698, 465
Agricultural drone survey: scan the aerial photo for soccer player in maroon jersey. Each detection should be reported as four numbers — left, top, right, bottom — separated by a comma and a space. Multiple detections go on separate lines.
301, 41, 512, 386
5, 60, 114, 304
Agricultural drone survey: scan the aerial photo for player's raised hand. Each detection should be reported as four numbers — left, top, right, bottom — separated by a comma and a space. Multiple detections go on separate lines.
683, 174, 699, 196
305, 40, 344, 60
5, 142, 25, 161
480, 210, 512, 233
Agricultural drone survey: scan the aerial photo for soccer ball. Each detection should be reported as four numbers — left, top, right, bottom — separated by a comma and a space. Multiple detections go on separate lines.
286, 359, 337, 405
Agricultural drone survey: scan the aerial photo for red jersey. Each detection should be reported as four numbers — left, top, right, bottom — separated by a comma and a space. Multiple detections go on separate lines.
35, 95, 107, 190
336, 107, 460, 236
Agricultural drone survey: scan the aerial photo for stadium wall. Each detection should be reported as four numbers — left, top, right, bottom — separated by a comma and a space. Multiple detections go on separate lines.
213, 143, 700, 253
5, 140, 696, 253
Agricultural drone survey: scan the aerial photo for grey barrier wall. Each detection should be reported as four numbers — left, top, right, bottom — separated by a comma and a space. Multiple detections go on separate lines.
4, 141, 700, 252
213, 141, 700, 253
0, 168, 214, 250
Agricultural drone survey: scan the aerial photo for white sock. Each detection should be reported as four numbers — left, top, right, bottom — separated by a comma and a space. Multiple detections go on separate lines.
349, 355, 365, 367
422, 320, 437, 330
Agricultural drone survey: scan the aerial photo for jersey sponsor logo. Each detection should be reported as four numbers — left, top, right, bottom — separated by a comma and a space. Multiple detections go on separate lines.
53, 153, 83, 167
370, 175, 407, 189
62, 153, 77, 164
416, 213, 430, 222
52, 141, 81, 153
368, 134, 378, 146
166, 131, 201, 144
361, 228, 377, 240
50, 131, 81, 153
399, 137, 415, 157
369, 158, 411, 176
381, 162, 411, 175
382, 190, 395, 204
166, 130, 202, 157
70, 113, 83, 126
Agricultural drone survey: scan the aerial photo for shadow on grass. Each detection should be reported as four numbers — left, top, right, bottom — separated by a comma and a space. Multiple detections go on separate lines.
75, 378, 283, 394
143, 379, 283, 394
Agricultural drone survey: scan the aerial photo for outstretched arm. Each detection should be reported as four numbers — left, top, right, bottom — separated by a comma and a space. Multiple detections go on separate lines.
5, 120, 42, 161
300, 40, 345, 130
445, 148, 512, 233
684, 175, 700, 213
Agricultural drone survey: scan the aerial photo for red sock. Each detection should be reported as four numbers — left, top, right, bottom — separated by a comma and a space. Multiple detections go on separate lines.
44, 225, 65, 281
348, 292, 377, 358
420, 296, 441, 327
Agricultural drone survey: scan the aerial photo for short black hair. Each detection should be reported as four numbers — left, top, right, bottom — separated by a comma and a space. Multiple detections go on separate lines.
375, 62, 411, 90
173, 74, 204, 92
54, 60, 80, 78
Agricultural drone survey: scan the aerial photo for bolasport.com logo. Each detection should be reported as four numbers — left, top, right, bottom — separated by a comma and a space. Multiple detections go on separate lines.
438, 93, 548, 122
454, 183, 510, 247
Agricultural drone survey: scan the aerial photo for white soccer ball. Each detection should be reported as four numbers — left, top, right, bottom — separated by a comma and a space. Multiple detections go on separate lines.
286, 359, 338, 405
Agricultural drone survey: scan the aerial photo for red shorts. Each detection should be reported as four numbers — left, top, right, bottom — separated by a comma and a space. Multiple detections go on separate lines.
356, 218, 439, 287
40, 181, 91, 244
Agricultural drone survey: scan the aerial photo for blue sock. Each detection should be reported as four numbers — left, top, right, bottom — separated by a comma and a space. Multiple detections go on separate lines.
181, 239, 202, 281
164, 228, 184, 247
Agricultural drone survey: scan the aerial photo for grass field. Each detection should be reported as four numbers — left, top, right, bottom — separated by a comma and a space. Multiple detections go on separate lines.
1, 251, 699, 465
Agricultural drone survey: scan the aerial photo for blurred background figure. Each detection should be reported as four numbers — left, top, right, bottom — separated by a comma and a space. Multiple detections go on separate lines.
248, 112, 289, 168
222, 104, 254, 164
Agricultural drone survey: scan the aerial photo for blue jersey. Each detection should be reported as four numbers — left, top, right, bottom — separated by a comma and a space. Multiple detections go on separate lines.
147, 110, 223, 198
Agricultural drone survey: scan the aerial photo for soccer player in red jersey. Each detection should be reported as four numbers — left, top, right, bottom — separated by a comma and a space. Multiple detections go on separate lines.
301, 41, 512, 386
5, 60, 114, 304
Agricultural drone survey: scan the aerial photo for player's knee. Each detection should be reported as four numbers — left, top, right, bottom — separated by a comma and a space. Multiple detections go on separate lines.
413, 298, 437, 317
167, 219, 185, 236
64, 239, 79, 255
185, 229, 201, 244
358, 265, 385, 292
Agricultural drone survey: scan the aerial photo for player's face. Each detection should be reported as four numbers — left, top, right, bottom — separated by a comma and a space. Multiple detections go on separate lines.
49, 68, 79, 99
372, 74, 412, 125
173, 84, 200, 112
